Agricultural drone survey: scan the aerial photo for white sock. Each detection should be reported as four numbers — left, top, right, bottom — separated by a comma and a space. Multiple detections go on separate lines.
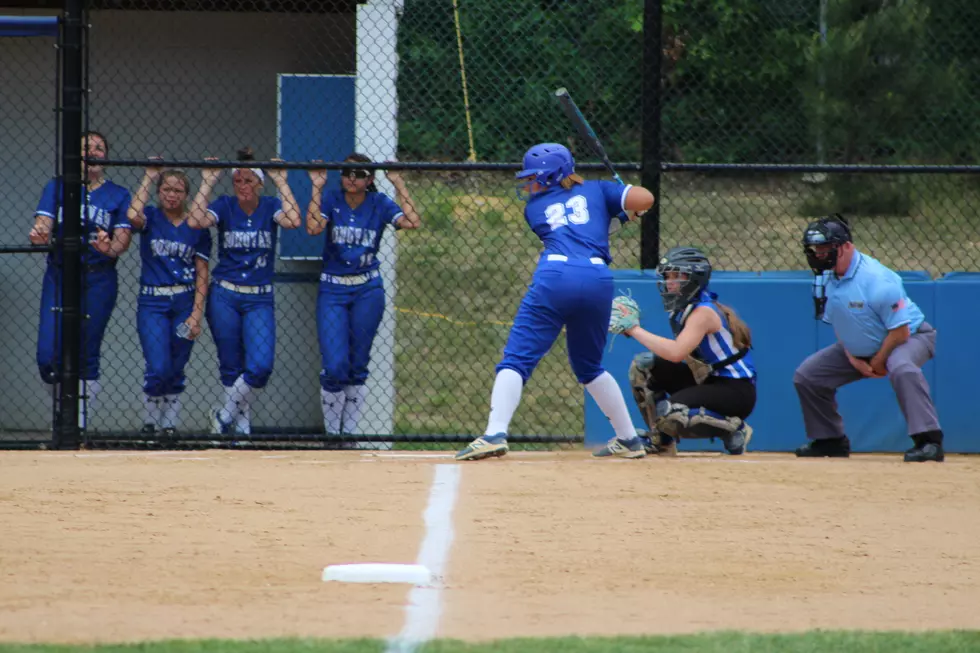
160, 394, 180, 429
485, 368, 524, 436
231, 377, 254, 435
80, 380, 100, 429
144, 395, 162, 427
585, 371, 637, 442
342, 385, 368, 435
321, 388, 345, 435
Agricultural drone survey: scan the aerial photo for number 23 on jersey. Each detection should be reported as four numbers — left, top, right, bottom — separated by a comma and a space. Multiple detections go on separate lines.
544, 195, 590, 230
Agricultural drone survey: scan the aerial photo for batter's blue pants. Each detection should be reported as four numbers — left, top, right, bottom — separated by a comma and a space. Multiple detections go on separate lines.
497, 259, 613, 385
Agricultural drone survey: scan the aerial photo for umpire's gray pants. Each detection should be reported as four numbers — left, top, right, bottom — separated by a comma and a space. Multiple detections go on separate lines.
793, 323, 940, 440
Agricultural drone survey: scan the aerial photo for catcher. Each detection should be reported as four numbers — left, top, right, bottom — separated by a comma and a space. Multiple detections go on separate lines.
595, 246, 757, 457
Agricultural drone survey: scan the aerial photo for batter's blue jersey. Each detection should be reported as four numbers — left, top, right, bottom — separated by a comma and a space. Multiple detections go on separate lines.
318, 190, 404, 275
524, 180, 631, 264
208, 195, 282, 286
35, 178, 132, 266
139, 206, 212, 287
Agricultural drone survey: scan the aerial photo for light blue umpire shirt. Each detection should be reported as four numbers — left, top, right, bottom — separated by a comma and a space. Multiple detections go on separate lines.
821, 250, 925, 358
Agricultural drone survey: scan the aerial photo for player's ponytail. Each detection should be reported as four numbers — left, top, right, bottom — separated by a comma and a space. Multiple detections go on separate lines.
715, 301, 752, 350
559, 174, 584, 190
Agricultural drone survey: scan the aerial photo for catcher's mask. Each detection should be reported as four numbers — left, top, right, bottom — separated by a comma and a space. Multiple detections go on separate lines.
802, 214, 852, 273
656, 246, 712, 312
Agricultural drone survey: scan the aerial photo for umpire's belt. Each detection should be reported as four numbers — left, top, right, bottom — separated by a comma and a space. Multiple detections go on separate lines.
546, 254, 605, 265
217, 280, 273, 294
320, 270, 380, 286
141, 284, 193, 297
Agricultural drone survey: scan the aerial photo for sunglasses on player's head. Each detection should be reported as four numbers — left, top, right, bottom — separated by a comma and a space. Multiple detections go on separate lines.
341, 168, 371, 180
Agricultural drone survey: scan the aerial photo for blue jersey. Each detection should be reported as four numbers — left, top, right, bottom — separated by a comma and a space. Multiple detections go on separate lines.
669, 290, 756, 380
319, 190, 404, 275
139, 206, 212, 287
208, 195, 282, 286
35, 178, 132, 266
524, 180, 631, 265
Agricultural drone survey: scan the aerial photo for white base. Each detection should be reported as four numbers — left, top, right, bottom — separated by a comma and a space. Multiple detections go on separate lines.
322, 563, 433, 585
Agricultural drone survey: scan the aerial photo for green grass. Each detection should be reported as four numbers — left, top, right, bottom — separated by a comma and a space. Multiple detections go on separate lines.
3, 631, 980, 653
391, 170, 980, 438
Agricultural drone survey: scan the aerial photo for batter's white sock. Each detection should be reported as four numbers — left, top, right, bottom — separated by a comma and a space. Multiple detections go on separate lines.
321, 388, 344, 435
143, 395, 162, 427
585, 372, 637, 442
485, 368, 524, 436
342, 385, 368, 435
80, 380, 100, 430
160, 394, 181, 429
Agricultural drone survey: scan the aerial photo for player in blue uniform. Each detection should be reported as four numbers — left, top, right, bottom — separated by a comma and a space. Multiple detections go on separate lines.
128, 164, 212, 439
604, 247, 756, 456
456, 143, 655, 461
306, 153, 421, 438
189, 149, 302, 437
29, 130, 133, 428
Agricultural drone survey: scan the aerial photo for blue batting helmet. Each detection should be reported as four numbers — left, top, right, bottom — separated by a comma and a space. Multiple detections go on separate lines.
515, 143, 575, 188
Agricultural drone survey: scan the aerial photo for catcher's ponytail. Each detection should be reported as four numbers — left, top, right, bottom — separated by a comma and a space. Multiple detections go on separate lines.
715, 301, 752, 350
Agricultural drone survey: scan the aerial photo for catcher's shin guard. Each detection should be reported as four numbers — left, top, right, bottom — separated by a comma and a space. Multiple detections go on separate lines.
656, 403, 752, 454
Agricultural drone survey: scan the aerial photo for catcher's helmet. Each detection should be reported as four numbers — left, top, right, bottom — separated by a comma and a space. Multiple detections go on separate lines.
656, 246, 712, 312
515, 142, 575, 190
802, 213, 852, 273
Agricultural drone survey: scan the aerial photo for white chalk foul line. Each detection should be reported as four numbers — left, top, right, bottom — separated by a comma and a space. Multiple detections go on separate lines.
386, 463, 461, 653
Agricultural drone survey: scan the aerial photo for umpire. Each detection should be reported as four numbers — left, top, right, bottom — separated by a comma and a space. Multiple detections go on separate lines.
793, 214, 944, 462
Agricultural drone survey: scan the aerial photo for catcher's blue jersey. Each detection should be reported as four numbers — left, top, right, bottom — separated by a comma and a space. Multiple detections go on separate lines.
139, 206, 212, 287
208, 195, 282, 286
318, 190, 404, 276
669, 290, 756, 380
35, 177, 132, 265
523, 180, 631, 265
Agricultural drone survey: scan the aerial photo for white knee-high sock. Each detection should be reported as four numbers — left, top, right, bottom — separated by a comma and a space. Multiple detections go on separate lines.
485, 368, 524, 436
144, 395, 162, 427
230, 377, 254, 435
321, 388, 345, 435
160, 394, 181, 429
585, 371, 637, 441
342, 385, 368, 435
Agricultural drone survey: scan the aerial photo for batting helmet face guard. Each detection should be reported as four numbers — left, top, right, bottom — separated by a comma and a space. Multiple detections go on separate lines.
656, 246, 712, 312
802, 214, 852, 273
515, 143, 575, 197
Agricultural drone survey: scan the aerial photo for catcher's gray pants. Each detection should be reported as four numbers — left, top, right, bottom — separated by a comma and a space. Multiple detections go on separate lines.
793, 322, 939, 440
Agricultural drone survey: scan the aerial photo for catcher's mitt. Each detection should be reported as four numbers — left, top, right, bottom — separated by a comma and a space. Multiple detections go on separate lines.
609, 294, 641, 335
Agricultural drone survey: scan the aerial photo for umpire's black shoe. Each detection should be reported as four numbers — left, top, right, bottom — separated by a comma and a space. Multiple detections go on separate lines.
904, 442, 944, 463
795, 436, 850, 458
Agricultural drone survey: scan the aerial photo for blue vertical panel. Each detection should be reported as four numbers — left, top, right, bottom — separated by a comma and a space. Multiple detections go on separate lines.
933, 274, 980, 453
277, 74, 356, 260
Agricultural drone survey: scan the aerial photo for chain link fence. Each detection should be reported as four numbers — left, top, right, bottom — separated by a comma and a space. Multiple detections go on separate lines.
1, 0, 978, 449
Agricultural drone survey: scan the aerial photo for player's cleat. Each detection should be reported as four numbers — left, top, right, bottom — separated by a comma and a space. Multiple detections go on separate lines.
161, 427, 178, 442
904, 442, 944, 463
795, 435, 850, 458
210, 408, 232, 436
592, 436, 647, 459
140, 423, 156, 437
638, 430, 677, 456
723, 422, 753, 456
455, 433, 509, 461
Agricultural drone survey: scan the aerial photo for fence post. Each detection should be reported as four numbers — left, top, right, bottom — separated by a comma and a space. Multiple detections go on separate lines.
640, 0, 663, 270
53, 0, 84, 450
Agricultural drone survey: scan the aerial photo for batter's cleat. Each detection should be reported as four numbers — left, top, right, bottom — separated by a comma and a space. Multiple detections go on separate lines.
904, 442, 944, 463
723, 422, 753, 456
795, 436, 850, 458
592, 436, 647, 459
209, 408, 232, 436
456, 433, 509, 461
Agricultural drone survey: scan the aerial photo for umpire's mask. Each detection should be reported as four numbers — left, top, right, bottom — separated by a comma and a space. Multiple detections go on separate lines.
802, 214, 852, 273
656, 246, 712, 312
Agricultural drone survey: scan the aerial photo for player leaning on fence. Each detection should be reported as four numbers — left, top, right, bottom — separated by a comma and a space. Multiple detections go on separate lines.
29, 130, 133, 428
602, 246, 756, 458
794, 214, 943, 462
